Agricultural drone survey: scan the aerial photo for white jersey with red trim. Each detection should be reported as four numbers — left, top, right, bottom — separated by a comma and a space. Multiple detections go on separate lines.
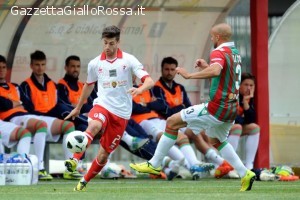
87, 49, 149, 119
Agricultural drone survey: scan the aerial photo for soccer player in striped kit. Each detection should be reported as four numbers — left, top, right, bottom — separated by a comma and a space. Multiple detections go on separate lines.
130, 23, 256, 191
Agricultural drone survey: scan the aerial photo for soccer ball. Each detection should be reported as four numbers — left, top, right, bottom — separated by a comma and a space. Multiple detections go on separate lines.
66, 131, 88, 153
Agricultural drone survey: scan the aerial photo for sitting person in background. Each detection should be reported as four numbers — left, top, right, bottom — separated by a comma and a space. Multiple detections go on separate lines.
57, 55, 95, 116
0, 55, 52, 180
19, 50, 83, 180
57, 55, 96, 174
227, 72, 260, 170
152, 57, 192, 118
20, 51, 88, 132
0, 120, 31, 158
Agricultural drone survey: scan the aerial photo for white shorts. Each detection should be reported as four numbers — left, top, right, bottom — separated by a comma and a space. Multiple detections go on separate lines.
0, 120, 19, 148
139, 118, 166, 142
180, 103, 233, 143
10, 115, 59, 142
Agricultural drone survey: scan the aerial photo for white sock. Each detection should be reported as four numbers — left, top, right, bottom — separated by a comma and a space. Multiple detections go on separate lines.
149, 134, 176, 168
121, 131, 133, 146
63, 134, 73, 159
244, 133, 259, 169
219, 142, 247, 177
183, 159, 190, 169
33, 132, 47, 170
227, 135, 240, 151
180, 145, 201, 166
39, 161, 45, 171
77, 160, 83, 168
168, 146, 185, 161
17, 137, 31, 154
163, 167, 172, 175
162, 157, 184, 169
205, 148, 224, 166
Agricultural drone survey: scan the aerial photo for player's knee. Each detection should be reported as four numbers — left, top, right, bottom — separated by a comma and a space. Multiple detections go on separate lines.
248, 123, 260, 135
166, 115, 177, 129
61, 120, 75, 134
37, 120, 47, 129
88, 120, 102, 135
232, 124, 242, 131
97, 150, 109, 164
229, 124, 242, 136
178, 132, 188, 140
17, 127, 32, 140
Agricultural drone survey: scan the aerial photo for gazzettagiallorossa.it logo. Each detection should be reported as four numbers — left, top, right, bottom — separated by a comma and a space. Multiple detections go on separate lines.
10, 5, 146, 16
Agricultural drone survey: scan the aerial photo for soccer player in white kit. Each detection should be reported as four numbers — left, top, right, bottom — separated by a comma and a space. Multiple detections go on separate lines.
64, 25, 154, 191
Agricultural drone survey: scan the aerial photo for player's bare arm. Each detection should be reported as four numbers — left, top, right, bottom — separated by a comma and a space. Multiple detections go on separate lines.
176, 63, 222, 79
128, 76, 154, 97
64, 82, 95, 120
195, 59, 209, 70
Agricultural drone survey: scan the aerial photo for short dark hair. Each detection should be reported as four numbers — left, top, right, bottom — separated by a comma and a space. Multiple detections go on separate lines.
65, 55, 80, 66
241, 72, 255, 83
101, 25, 120, 41
30, 50, 46, 64
161, 57, 178, 70
0, 55, 7, 64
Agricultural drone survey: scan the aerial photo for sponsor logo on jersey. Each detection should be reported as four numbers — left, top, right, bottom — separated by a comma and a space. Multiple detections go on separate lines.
103, 82, 111, 88
117, 80, 127, 86
111, 81, 117, 88
109, 69, 117, 77
228, 93, 237, 100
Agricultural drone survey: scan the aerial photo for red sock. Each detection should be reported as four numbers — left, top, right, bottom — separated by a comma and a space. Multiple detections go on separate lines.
84, 158, 106, 182
73, 131, 94, 160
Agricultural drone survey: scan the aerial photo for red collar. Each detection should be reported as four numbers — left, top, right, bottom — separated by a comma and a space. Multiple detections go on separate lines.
100, 48, 123, 60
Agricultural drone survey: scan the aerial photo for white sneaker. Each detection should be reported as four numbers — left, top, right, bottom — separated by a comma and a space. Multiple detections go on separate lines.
227, 170, 240, 179
100, 167, 120, 179
260, 169, 279, 181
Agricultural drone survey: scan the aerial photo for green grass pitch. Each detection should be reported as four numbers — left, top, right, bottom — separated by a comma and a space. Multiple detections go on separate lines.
0, 178, 299, 200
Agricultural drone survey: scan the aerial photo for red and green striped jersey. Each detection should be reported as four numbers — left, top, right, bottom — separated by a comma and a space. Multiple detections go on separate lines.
207, 42, 242, 122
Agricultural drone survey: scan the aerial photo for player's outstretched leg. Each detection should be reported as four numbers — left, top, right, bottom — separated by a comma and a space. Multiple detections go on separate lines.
73, 146, 109, 191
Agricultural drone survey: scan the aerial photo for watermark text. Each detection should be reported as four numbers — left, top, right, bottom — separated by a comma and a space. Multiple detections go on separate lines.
11, 5, 145, 16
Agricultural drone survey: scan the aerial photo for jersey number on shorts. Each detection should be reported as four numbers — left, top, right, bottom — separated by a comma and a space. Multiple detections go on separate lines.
109, 135, 121, 150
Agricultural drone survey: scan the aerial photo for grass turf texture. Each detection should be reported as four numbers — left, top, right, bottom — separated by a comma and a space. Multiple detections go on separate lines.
0, 178, 300, 200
